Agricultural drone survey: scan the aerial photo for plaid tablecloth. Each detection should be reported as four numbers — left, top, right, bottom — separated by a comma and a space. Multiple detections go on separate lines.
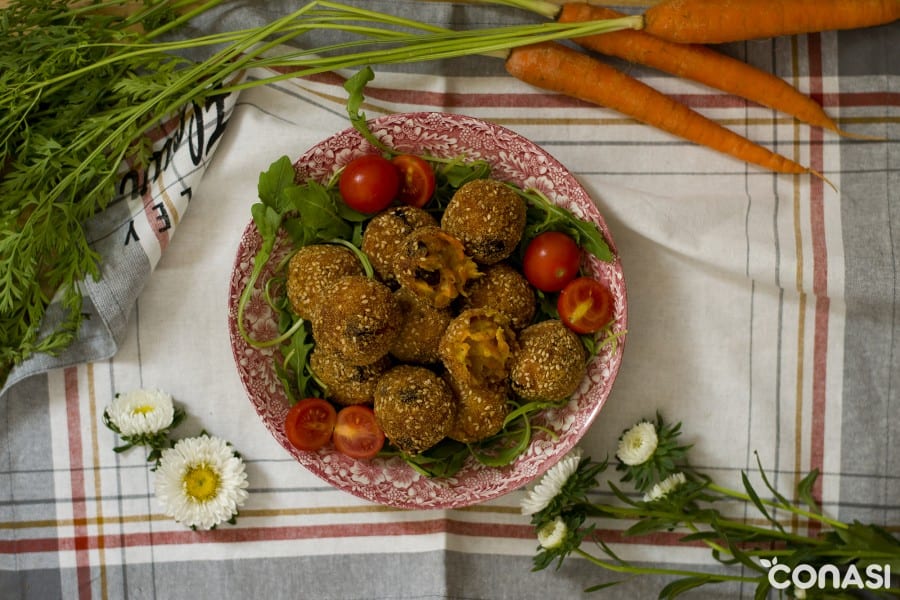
2, 1, 898, 598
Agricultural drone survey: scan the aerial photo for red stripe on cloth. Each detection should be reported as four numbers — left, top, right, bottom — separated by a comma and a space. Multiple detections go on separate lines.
831, 91, 900, 107
805, 34, 828, 536
64, 367, 92, 599
7, 519, 532, 552
6, 519, 715, 556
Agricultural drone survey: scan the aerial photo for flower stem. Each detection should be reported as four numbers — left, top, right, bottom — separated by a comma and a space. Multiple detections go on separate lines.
582, 502, 828, 547
705, 483, 848, 531
573, 548, 759, 585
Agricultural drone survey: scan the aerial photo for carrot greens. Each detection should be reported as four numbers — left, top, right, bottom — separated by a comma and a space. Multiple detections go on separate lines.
0, 0, 637, 386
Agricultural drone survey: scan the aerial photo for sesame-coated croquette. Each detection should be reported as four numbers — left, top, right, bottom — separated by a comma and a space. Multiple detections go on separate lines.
361, 206, 437, 282
389, 287, 452, 364
444, 374, 509, 444
438, 308, 517, 390
373, 365, 456, 455
463, 262, 536, 330
315, 275, 402, 366
285, 244, 363, 321
441, 179, 526, 265
310, 348, 391, 406
395, 226, 480, 309
510, 320, 587, 402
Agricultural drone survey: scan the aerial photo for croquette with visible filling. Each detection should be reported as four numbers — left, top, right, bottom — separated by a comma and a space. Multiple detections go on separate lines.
510, 320, 587, 401
315, 275, 402, 366
395, 226, 480, 309
310, 348, 390, 406
441, 179, 526, 265
361, 206, 437, 281
285, 244, 363, 321
374, 365, 456, 455
389, 287, 452, 364
438, 308, 517, 389
463, 262, 536, 330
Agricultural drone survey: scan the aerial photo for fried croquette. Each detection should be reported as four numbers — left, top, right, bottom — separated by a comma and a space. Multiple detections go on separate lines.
510, 320, 587, 401
395, 226, 480, 309
310, 348, 390, 406
315, 275, 402, 366
373, 365, 456, 455
441, 179, 526, 265
445, 374, 509, 444
438, 308, 517, 389
463, 262, 536, 330
389, 287, 452, 364
361, 206, 437, 281
285, 244, 364, 321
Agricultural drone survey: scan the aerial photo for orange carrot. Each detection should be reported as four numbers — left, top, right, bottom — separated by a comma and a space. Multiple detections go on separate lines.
505, 41, 820, 177
557, 3, 855, 137
642, 0, 900, 44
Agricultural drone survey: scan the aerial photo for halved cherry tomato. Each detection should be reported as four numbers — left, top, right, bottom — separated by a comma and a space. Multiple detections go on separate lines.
392, 154, 436, 208
557, 277, 614, 334
284, 398, 337, 451
332, 405, 385, 459
338, 154, 400, 213
522, 231, 581, 292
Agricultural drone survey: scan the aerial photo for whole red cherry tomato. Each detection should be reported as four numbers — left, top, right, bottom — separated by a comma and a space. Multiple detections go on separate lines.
522, 231, 581, 292
338, 154, 400, 213
557, 277, 614, 334
392, 154, 436, 208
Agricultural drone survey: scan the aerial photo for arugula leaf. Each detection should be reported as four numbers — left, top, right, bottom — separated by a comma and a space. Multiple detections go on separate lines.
250, 203, 281, 247
398, 440, 471, 478
282, 181, 354, 246
343, 66, 391, 154
258, 155, 299, 211
516, 186, 614, 263
275, 319, 320, 404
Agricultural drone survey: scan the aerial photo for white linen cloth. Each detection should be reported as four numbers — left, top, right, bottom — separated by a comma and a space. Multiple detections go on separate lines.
1, 1, 897, 598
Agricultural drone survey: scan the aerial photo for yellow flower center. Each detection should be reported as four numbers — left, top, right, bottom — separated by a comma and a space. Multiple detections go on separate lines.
131, 404, 155, 415
183, 464, 220, 502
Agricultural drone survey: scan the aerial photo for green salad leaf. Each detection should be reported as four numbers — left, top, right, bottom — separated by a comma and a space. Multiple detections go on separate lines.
515, 186, 614, 263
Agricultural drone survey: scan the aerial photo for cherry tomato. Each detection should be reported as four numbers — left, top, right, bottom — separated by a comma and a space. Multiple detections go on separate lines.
522, 231, 582, 292
392, 154, 436, 208
284, 398, 337, 451
557, 277, 614, 334
332, 405, 385, 459
338, 154, 400, 213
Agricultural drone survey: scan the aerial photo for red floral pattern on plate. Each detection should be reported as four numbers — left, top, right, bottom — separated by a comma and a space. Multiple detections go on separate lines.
227, 112, 627, 509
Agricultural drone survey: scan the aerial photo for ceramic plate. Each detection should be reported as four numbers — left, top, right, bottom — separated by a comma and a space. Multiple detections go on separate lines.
227, 112, 627, 509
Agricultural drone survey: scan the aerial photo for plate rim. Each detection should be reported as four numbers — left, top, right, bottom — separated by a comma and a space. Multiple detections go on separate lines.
227, 111, 628, 509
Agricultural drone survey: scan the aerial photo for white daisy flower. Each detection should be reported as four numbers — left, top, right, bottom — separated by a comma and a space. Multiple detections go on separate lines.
106, 388, 175, 436
521, 448, 583, 516
643, 472, 687, 502
616, 421, 658, 466
537, 517, 568, 550
155, 435, 250, 530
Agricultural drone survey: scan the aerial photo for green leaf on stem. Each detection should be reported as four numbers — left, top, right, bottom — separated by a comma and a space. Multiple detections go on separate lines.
343, 66, 392, 154
796, 468, 822, 515
657, 576, 714, 599
741, 471, 782, 532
